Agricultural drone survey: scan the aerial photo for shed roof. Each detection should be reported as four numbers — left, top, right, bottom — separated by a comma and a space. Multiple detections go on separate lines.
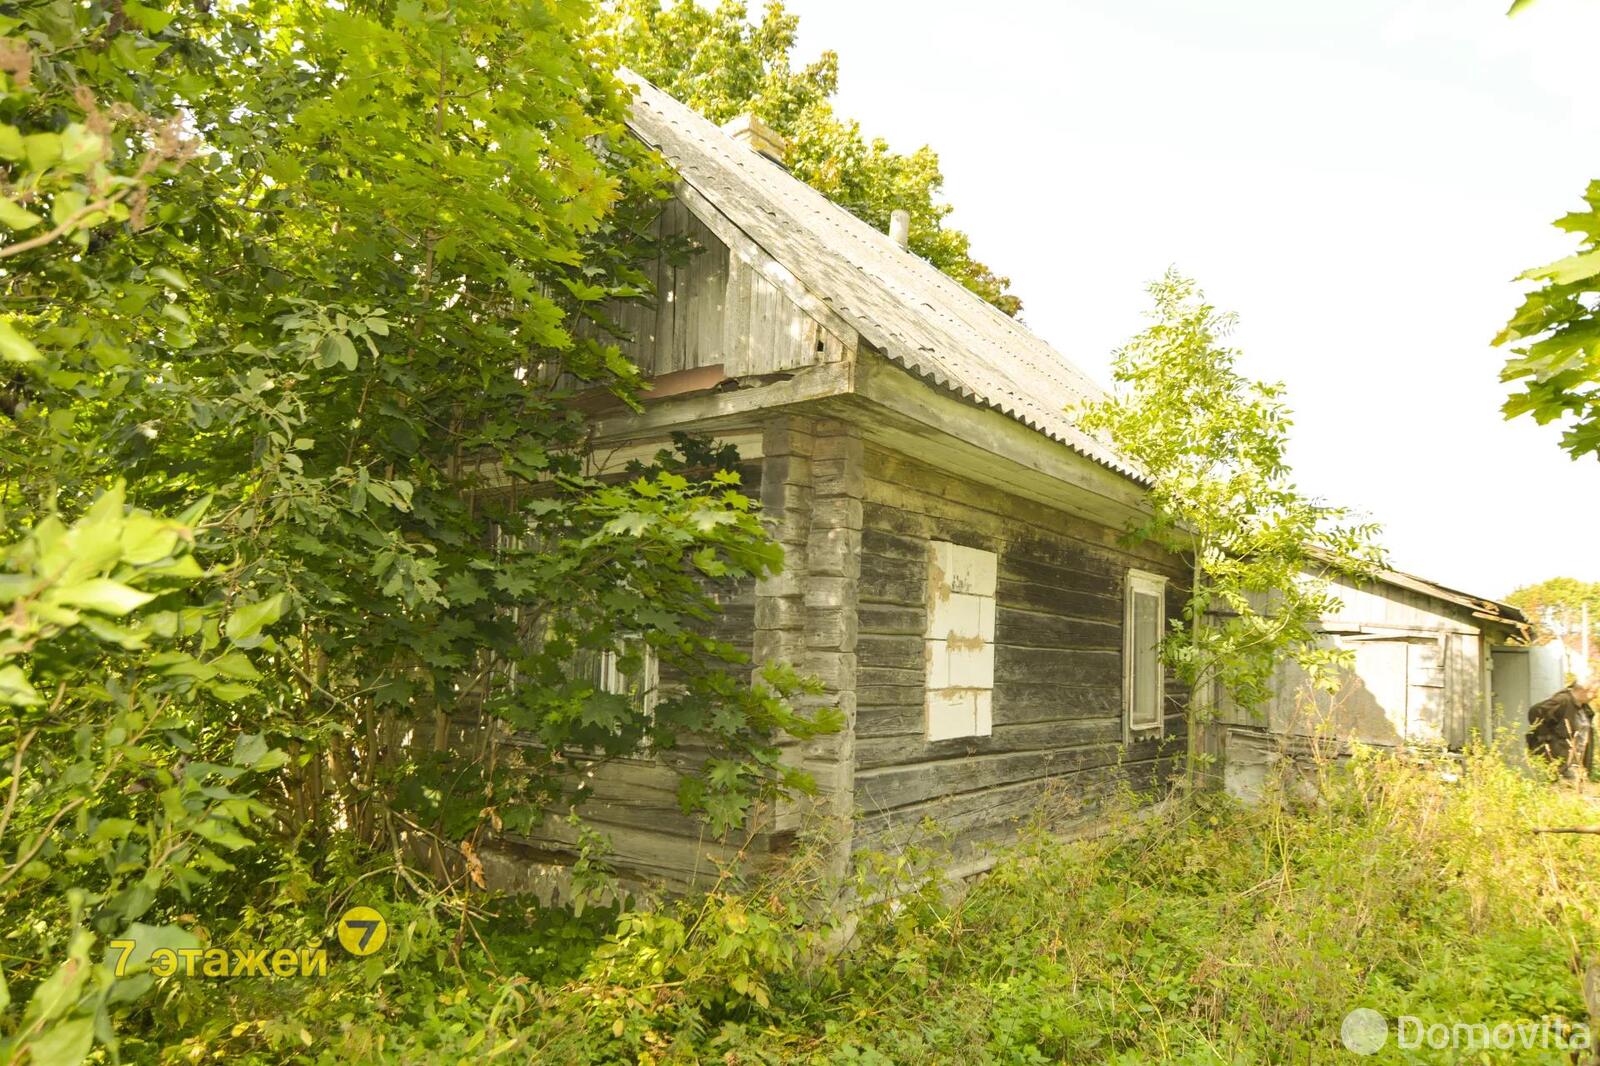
621, 72, 1143, 483
1304, 547, 1530, 636
1372, 567, 1529, 635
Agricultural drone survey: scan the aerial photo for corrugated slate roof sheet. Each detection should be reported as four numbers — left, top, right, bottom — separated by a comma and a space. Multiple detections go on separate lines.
621, 72, 1144, 483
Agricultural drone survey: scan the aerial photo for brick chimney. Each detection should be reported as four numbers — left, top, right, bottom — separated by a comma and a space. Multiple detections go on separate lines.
721, 113, 788, 166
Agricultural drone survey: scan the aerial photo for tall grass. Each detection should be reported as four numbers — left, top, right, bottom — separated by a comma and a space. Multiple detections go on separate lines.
153, 745, 1600, 1064
540, 745, 1600, 1064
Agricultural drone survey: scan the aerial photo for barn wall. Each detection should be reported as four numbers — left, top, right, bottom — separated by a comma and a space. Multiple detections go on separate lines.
1207, 572, 1523, 801
1491, 642, 1567, 773
599, 198, 848, 378
1215, 572, 1493, 753
851, 445, 1188, 871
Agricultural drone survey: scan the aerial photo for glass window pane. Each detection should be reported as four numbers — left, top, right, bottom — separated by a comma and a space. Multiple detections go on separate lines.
1133, 590, 1160, 728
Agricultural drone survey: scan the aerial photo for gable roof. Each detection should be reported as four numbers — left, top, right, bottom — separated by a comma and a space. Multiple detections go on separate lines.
620, 72, 1143, 483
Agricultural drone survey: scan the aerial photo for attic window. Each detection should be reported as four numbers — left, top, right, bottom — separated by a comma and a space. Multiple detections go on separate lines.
1124, 569, 1167, 741
925, 541, 997, 741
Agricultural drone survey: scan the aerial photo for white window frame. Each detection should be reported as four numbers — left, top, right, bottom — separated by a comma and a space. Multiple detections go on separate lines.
924, 541, 998, 741
1123, 569, 1168, 743
579, 637, 660, 718
572, 637, 661, 761
490, 520, 661, 755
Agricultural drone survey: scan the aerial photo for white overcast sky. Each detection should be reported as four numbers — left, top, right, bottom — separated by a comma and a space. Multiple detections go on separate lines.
779, 0, 1600, 598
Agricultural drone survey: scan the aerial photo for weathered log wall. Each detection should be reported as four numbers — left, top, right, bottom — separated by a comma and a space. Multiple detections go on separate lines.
486, 426, 1191, 891
750, 415, 862, 872
496, 457, 769, 895
852, 445, 1188, 870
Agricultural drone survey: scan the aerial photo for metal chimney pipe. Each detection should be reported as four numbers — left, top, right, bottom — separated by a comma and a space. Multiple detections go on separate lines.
889, 209, 911, 249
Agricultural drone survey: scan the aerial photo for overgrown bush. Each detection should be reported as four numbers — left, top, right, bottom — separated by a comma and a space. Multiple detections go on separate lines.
0, 485, 284, 1063
1, 0, 839, 1059
174, 747, 1595, 1065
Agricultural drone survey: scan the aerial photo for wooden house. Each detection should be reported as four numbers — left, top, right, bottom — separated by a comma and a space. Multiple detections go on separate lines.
1199, 567, 1532, 798
487, 74, 1189, 895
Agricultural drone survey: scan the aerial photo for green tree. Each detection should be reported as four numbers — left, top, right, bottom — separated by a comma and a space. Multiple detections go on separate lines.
1, 0, 835, 1055
603, 0, 1024, 316
1503, 576, 1600, 644
1494, 179, 1600, 458
1494, 0, 1600, 456
4, 0, 836, 836
1079, 272, 1384, 751
0, 485, 285, 1064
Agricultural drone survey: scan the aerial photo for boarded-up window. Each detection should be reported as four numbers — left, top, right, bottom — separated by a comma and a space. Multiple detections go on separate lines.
1124, 569, 1167, 740
925, 541, 997, 740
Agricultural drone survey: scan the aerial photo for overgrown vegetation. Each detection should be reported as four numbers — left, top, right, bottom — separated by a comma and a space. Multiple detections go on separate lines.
1079, 273, 1385, 721
1, 0, 838, 1057
70, 746, 1600, 1063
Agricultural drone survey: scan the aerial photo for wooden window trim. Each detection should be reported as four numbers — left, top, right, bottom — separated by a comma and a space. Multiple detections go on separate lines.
1124, 569, 1167, 743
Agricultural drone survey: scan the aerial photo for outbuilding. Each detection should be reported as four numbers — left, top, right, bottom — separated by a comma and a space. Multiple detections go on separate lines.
1200, 566, 1535, 797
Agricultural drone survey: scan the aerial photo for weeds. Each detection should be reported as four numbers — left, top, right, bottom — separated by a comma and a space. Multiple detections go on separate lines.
128, 745, 1600, 1064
